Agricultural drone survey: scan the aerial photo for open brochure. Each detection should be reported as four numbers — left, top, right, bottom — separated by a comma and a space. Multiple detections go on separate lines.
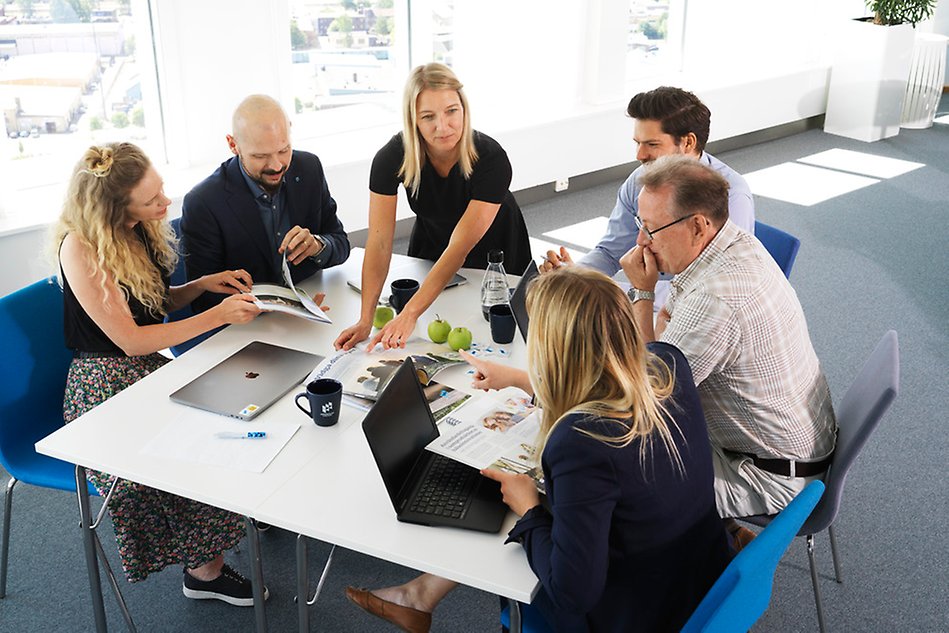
307, 339, 545, 491
251, 253, 332, 324
426, 393, 545, 492
307, 339, 467, 402
306, 339, 471, 418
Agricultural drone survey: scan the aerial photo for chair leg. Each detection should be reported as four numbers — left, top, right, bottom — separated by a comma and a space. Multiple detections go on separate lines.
828, 524, 843, 583
806, 534, 828, 633
1, 477, 18, 598
93, 532, 137, 633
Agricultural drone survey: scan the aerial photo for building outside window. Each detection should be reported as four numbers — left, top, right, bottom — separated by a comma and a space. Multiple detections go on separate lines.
0, 0, 148, 227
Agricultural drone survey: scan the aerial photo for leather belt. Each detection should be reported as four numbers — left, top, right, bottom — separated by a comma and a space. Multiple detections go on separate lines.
743, 452, 833, 478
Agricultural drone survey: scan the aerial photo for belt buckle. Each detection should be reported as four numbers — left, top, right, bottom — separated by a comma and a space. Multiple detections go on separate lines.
788, 460, 796, 478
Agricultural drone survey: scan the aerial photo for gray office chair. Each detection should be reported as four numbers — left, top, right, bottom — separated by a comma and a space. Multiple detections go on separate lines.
740, 330, 900, 632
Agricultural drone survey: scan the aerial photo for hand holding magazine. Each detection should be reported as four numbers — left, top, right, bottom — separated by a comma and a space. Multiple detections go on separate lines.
252, 254, 332, 324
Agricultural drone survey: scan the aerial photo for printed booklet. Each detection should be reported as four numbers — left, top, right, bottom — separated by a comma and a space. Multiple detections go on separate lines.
308, 340, 545, 490
252, 254, 332, 324
305, 339, 471, 419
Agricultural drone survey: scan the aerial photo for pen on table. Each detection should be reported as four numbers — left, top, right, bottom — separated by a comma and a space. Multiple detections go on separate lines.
215, 431, 267, 440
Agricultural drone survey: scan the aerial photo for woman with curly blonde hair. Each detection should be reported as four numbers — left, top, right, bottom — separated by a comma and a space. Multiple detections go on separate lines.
347, 268, 732, 632
52, 142, 267, 605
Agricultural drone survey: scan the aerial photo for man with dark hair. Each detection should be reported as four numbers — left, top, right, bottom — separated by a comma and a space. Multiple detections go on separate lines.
542, 86, 754, 309
623, 155, 836, 545
182, 94, 350, 313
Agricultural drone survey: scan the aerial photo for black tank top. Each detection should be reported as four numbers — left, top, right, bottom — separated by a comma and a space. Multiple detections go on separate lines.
62, 224, 170, 353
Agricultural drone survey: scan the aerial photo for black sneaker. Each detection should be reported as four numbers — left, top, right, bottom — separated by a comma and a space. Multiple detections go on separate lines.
182, 564, 269, 607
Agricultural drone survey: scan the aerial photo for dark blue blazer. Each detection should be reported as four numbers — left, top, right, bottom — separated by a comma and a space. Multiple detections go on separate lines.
507, 343, 732, 632
180, 150, 350, 313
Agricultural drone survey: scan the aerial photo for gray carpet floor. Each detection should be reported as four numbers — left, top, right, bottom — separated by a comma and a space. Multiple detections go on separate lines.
2, 101, 947, 631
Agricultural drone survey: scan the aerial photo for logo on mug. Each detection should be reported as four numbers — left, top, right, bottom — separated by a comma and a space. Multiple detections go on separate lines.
321, 402, 334, 416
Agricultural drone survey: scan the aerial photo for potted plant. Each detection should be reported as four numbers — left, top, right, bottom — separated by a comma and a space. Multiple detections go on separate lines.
824, 0, 939, 142
865, 0, 937, 26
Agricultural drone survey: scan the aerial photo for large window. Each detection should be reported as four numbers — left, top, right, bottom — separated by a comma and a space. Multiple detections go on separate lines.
626, 0, 683, 81
288, 0, 402, 141
1, 0, 150, 226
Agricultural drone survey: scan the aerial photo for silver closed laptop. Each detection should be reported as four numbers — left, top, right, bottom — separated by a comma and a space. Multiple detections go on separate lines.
170, 341, 322, 420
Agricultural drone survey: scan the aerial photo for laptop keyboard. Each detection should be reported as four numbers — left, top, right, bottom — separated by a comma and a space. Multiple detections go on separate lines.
409, 454, 478, 519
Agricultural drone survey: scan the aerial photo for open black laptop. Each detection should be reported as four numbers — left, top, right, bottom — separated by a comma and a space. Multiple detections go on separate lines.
509, 260, 540, 343
361, 359, 508, 533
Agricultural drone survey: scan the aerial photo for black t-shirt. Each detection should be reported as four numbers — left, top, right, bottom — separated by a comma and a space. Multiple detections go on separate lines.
62, 224, 169, 354
369, 131, 531, 272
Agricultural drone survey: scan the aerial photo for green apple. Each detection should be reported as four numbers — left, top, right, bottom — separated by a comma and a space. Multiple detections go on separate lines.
373, 305, 395, 329
447, 326, 473, 351
427, 314, 452, 343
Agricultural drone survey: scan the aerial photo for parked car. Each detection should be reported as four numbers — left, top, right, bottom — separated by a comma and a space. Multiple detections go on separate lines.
18, 130, 29, 138
29, 128, 40, 138
7, 131, 17, 139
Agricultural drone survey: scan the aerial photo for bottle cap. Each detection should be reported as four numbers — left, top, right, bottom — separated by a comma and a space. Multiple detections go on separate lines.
488, 250, 504, 264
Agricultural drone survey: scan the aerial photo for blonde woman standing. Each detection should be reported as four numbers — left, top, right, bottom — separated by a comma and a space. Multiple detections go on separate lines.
335, 62, 531, 352
347, 268, 732, 632
53, 143, 268, 605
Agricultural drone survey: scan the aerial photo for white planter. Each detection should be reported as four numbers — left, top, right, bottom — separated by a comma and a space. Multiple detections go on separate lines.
824, 19, 915, 142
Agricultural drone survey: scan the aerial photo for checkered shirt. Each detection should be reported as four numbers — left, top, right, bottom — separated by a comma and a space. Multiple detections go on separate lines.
660, 221, 836, 461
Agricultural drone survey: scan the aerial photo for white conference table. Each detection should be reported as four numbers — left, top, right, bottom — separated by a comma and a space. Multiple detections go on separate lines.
35, 248, 539, 633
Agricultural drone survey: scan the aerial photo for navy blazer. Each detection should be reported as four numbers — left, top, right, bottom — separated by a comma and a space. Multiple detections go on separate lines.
507, 343, 732, 632
181, 150, 350, 313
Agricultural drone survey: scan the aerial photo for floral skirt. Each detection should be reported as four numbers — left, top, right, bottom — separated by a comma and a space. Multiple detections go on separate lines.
64, 353, 246, 583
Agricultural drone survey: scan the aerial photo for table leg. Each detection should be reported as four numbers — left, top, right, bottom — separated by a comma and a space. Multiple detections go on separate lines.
76, 465, 108, 633
246, 517, 268, 633
295, 534, 336, 633
507, 597, 522, 633
296, 535, 309, 633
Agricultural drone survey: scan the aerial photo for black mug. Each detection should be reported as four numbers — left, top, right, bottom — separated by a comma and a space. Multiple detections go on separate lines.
295, 378, 342, 427
489, 304, 516, 345
389, 278, 420, 313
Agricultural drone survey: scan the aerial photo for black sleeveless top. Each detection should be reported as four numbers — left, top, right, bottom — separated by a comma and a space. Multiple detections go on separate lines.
369, 131, 531, 273
62, 224, 170, 354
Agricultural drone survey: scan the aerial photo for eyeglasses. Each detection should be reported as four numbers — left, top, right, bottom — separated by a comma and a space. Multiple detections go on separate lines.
634, 213, 695, 241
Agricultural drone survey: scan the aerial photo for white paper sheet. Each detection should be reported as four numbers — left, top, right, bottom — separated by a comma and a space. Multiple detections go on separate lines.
140, 407, 300, 473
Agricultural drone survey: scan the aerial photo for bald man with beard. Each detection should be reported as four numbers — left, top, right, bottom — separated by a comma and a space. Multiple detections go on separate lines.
182, 94, 350, 313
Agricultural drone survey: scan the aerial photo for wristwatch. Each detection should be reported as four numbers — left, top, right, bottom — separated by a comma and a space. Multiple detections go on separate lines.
311, 234, 326, 256
627, 287, 655, 304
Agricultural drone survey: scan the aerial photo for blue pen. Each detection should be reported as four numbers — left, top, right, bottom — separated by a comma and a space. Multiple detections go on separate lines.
215, 431, 267, 440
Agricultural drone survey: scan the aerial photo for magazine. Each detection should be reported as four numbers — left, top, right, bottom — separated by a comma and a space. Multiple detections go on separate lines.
251, 254, 332, 324
425, 393, 545, 492
307, 339, 467, 401
305, 339, 471, 418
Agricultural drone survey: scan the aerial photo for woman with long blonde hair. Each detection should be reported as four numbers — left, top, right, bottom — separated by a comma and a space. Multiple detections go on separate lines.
347, 267, 732, 632
335, 62, 531, 353
53, 142, 268, 605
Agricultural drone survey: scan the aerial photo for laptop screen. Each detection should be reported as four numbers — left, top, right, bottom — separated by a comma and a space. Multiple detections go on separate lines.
509, 260, 539, 343
361, 359, 440, 509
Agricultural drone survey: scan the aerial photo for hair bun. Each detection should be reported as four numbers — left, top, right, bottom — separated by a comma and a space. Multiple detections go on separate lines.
85, 146, 114, 178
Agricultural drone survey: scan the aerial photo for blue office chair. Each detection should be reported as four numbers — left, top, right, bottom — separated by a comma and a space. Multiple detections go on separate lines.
0, 278, 136, 630
165, 217, 214, 356
738, 331, 900, 632
681, 480, 825, 633
500, 482, 826, 633
755, 220, 801, 279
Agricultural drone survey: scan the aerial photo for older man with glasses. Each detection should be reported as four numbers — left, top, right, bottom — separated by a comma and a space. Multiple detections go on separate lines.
622, 154, 836, 551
